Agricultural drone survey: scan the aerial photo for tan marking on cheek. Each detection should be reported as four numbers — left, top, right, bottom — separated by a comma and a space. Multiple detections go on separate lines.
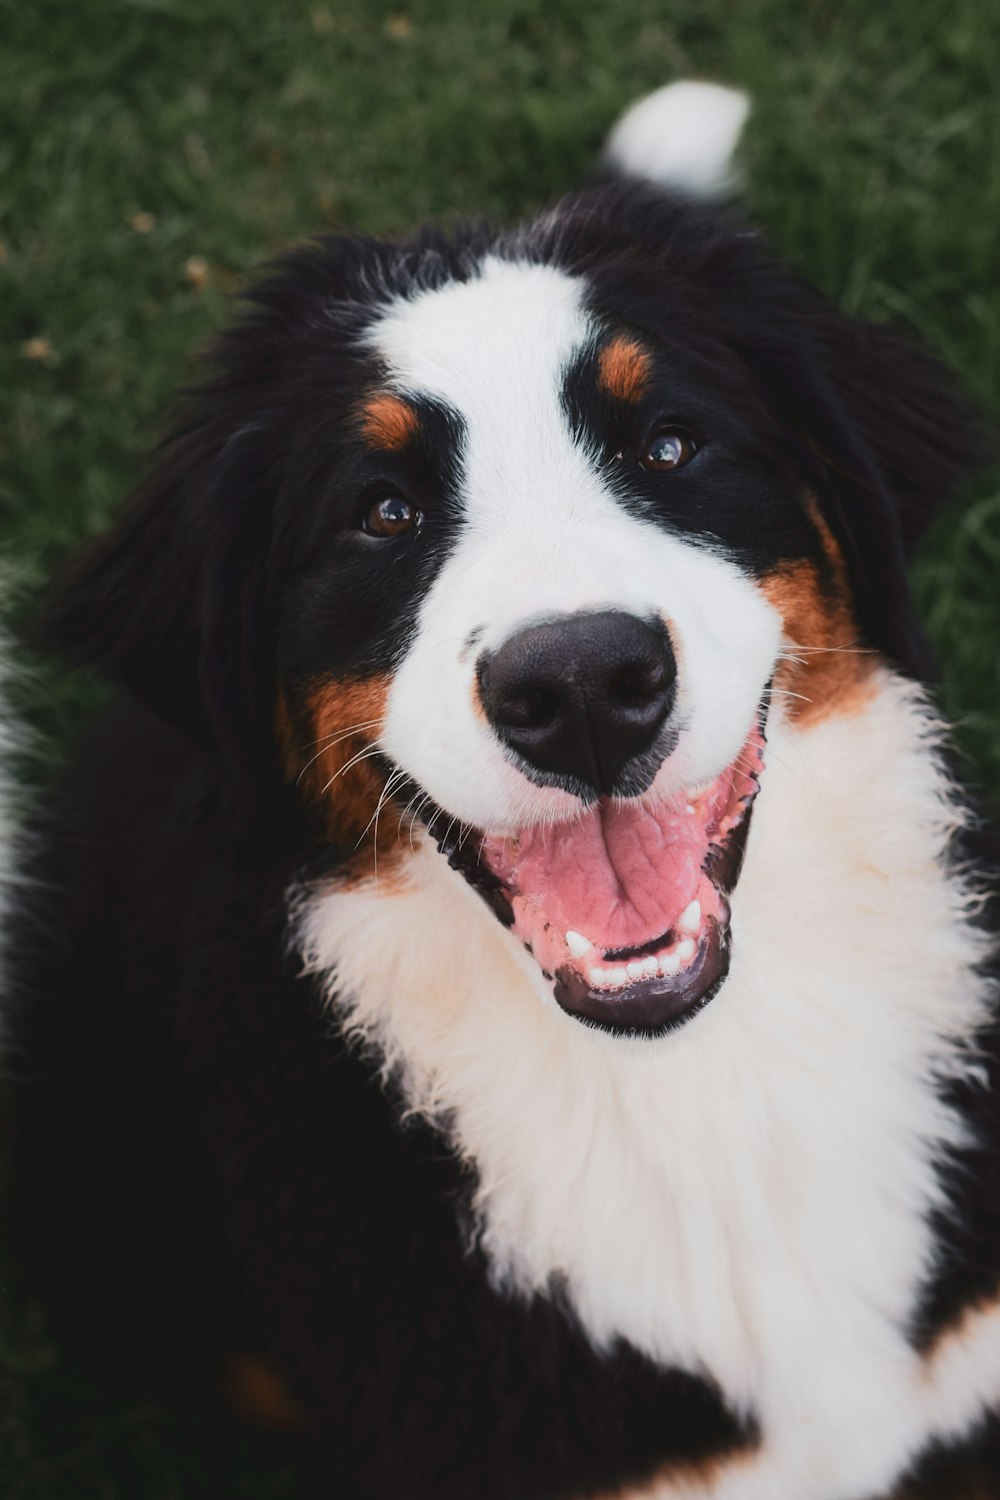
221, 1353, 307, 1433
360, 393, 419, 451
278, 676, 408, 881
597, 336, 651, 403
761, 497, 875, 724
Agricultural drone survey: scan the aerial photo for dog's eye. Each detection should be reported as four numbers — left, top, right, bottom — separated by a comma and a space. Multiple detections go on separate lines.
362, 494, 422, 538
641, 428, 697, 472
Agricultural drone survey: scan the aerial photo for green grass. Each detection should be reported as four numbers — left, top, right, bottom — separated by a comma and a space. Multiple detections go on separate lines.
1, 0, 998, 1492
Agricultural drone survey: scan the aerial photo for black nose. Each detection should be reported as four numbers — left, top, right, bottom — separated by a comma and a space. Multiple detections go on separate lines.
478, 610, 676, 796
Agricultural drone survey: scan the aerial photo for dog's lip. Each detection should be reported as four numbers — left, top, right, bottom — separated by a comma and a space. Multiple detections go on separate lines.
552, 916, 730, 1034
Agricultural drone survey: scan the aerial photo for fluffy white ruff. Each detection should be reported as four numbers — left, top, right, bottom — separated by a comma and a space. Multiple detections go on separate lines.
295, 671, 998, 1499
603, 80, 750, 197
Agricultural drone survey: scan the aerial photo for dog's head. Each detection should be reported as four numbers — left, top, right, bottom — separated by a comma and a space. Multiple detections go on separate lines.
43, 180, 980, 1037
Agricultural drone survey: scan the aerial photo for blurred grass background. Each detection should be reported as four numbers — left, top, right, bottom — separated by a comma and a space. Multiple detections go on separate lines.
1, 0, 998, 1493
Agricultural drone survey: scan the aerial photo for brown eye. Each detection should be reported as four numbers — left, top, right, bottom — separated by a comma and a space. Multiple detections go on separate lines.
362, 494, 422, 538
641, 428, 697, 472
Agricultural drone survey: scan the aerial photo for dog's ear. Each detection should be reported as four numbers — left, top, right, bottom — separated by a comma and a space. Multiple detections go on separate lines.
793, 301, 986, 557
745, 282, 984, 676
36, 340, 281, 784
35, 232, 389, 784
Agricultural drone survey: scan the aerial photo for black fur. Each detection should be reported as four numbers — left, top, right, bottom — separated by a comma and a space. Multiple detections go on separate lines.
9, 178, 999, 1497
910, 813, 1000, 1350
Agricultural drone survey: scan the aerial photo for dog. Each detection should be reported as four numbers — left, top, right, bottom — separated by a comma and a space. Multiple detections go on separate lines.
9, 81, 1000, 1499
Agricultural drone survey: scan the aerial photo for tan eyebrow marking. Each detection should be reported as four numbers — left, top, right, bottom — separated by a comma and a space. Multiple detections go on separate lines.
360, 393, 419, 451
597, 335, 652, 403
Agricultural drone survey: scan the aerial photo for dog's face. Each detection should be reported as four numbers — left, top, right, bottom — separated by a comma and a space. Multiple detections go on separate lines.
276, 255, 820, 1032
47, 187, 977, 1037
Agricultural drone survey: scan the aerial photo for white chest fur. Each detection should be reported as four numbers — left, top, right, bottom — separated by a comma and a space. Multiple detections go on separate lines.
295, 671, 998, 1499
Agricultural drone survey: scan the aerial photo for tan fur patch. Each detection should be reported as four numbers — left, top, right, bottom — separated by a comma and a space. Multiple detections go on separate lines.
277, 677, 408, 877
897, 1297, 1000, 1497
597, 335, 651, 403
221, 1352, 307, 1433
360, 392, 419, 451
920, 1292, 1000, 1370
590, 1438, 762, 1499
761, 497, 875, 724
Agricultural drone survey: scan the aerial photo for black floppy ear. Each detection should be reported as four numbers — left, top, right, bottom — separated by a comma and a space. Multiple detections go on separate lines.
36, 396, 278, 781
805, 309, 986, 558
35, 230, 406, 780
769, 295, 984, 677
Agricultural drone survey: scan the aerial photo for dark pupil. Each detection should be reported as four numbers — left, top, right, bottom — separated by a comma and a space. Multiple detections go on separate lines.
376, 497, 411, 530
650, 433, 683, 466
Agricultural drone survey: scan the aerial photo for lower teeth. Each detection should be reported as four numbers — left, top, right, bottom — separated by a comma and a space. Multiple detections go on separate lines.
586, 934, 700, 990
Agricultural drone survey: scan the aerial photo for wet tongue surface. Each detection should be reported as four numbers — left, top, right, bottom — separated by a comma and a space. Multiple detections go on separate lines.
481, 782, 730, 979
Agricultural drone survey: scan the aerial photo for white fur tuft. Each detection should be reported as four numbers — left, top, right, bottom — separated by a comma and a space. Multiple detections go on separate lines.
603, 80, 750, 197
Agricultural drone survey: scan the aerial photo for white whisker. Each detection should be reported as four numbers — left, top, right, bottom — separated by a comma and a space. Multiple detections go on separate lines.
296, 720, 383, 784
318, 744, 383, 797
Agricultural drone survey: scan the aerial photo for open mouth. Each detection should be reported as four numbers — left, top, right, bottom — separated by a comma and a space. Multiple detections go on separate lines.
432, 705, 767, 1037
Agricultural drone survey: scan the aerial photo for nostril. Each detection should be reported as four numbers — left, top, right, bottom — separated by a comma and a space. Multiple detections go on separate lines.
502, 684, 561, 731
609, 660, 672, 712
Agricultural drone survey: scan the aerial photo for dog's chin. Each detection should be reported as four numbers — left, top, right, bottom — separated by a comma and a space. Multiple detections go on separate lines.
549, 916, 731, 1034
425, 706, 767, 1039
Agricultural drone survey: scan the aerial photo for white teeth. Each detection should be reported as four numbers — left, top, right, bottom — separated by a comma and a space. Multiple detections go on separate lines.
584, 928, 701, 993
588, 964, 632, 990
565, 930, 592, 959
679, 900, 701, 934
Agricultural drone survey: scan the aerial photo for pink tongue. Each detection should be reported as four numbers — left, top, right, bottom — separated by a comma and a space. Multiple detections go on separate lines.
482, 789, 721, 973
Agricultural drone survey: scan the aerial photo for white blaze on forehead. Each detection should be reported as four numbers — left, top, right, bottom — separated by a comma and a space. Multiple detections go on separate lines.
366, 257, 603, 578
367, 256, 586, 429
366, 255, 781, 832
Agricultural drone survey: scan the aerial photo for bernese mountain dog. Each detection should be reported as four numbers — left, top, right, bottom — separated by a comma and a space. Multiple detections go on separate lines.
9, 82, 1000, 1499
